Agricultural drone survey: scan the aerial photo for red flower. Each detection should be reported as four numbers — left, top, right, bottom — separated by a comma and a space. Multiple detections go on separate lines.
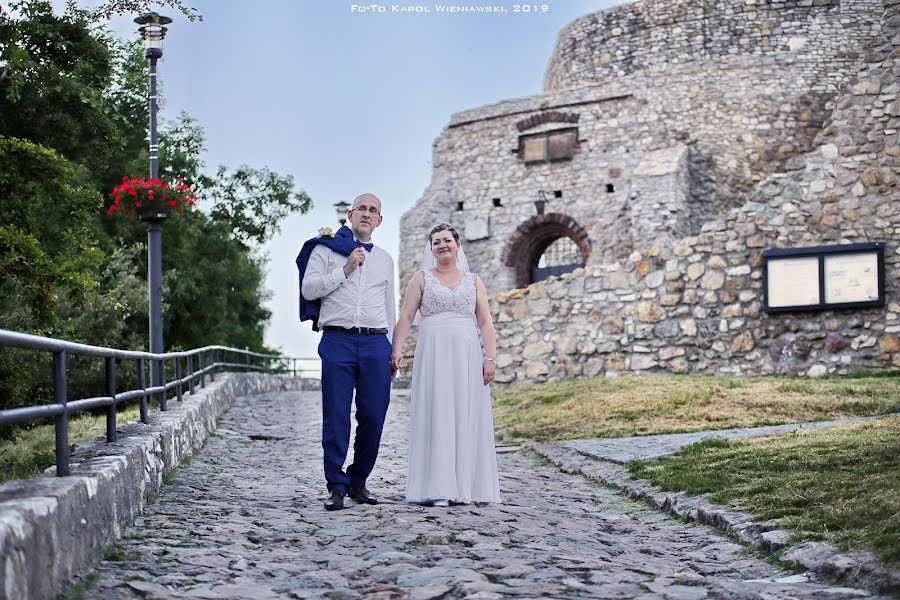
106, 176, 198, 219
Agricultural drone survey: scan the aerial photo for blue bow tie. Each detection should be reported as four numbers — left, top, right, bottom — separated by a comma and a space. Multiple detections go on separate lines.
356, 240, 373, 252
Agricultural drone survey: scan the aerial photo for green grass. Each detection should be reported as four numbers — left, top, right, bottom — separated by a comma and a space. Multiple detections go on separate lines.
0, 406, 142, 483
492, 373, 900, 442
102, 544, 141, 562
56, 572, 98, 600
629, 417, 900, 567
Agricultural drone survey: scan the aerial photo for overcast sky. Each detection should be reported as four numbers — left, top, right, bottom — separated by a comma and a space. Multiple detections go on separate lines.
67, 0, 623, 359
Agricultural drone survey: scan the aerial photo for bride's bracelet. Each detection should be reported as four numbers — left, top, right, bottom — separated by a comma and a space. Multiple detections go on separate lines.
483, 357, 496, 364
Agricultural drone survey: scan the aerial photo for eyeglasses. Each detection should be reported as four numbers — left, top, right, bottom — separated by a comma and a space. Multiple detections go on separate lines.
352, 205, 380, 215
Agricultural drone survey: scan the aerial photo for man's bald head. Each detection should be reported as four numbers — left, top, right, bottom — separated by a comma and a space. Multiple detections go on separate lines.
352, 193, 381, 211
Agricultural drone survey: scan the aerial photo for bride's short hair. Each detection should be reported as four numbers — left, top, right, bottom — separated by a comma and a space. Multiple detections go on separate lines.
428, 223, 460, 242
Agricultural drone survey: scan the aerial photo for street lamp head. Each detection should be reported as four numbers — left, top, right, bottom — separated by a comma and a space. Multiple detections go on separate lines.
334, 201, 351, 226
134, 12, 172, 59
534, 190, 548, 216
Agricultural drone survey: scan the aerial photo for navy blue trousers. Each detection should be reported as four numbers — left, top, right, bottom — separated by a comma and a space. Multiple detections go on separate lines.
318, 331, 392, 494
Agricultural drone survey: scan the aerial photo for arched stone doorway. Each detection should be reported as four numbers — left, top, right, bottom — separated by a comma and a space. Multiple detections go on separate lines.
502, 213, 591, 289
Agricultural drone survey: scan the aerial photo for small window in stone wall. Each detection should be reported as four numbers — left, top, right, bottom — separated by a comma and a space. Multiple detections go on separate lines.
533, 236, 583, 283
518, 128, 578, 164
538, 236, 580, 268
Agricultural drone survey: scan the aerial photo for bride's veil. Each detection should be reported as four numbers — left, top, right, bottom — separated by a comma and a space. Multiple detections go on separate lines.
417, 240, 469, 273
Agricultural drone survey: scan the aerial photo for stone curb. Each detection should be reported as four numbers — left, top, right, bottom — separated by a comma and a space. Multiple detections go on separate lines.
0, 372, 315, 600
529, 441, 900, 595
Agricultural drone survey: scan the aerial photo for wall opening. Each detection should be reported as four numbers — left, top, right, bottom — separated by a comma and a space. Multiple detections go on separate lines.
534, 236, 582, 282
502, 213, 591, 289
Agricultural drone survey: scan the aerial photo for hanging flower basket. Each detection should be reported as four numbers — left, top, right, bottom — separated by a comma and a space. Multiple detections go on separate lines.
108, 176, 197, 221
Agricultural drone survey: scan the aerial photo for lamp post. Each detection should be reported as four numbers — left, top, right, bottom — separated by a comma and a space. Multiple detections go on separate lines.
334, 201, 351, 226
135, 12, 172, 400
534, 190, 549, 216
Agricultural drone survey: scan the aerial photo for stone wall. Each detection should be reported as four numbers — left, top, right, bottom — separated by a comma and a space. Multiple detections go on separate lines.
543, 0, 882, 92
398, 0, 899, 381
399, 0, 885, 290
0, 373, 313, 600
488, 0, 900, 383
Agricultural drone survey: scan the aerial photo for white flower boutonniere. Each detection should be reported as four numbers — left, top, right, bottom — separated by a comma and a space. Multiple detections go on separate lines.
318, 226, 335, 238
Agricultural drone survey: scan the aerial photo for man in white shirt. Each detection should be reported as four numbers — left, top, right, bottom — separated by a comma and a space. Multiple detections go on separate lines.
301, 193, 396, 511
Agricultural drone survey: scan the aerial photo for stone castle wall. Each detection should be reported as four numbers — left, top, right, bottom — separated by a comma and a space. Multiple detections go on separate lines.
490, 0, 900, 383
543, 0, 882, 92
398, 0, 899, 381
400, 0, 885, 289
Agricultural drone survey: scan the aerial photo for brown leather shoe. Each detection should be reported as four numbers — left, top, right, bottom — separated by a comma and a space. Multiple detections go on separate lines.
348, 487, 378, 504
324, 490, 345, 511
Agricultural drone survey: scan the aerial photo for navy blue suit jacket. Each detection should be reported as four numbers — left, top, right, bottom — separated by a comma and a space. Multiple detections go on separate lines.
296, 226, 358, 331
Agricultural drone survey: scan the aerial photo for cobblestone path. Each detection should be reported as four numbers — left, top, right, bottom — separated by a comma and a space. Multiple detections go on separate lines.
74, 390, 879, 599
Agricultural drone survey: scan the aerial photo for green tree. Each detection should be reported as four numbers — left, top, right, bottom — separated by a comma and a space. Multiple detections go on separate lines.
60, 0, 203, 21
0, 1, 118, 178
0, 137, 104, 330
0, 136, 105, 418
98, 39, 151, 192
159, 215, 272, 352
0, 0, 313, 425
206, 166, 312, 246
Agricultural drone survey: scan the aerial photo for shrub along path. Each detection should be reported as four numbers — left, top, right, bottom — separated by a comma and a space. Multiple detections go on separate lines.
62, 389, 881, 599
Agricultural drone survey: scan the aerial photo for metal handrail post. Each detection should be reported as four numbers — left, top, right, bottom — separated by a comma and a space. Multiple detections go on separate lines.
188, 354, 194, 394
199, 351, 205, 388
138, 358, 148, 424
209, 349, 215, 382
53, 351, 69, 476
175, 357, 183, 402
105, 357, 117, 442
158, 357, 167, 411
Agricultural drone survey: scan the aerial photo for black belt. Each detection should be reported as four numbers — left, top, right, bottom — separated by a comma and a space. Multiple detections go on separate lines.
323, 326, 388, 335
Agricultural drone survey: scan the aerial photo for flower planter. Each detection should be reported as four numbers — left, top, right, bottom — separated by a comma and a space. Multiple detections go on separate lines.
139, 201, 172, 222
108, 176, 196, 220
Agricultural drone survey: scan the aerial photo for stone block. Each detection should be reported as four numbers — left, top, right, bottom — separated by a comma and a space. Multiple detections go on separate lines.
630, 354, 659, 371
670, 358, 690, 374
680, 319, 698, 337
660, 347, 685, 360
637, 302, 666, 323
556, 337, 578, 354
604, 354, 626, 371
686, 263, 706, 280
524, 361, 550, 378
523, 341, 554, 359
701, 270, 726, 290
880, 335, 900, 353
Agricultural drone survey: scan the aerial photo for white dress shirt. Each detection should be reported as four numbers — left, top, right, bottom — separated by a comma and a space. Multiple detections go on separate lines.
301, 242, 396, 339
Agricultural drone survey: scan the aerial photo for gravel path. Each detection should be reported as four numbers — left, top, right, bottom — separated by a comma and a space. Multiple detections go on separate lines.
69, 389, 880, 599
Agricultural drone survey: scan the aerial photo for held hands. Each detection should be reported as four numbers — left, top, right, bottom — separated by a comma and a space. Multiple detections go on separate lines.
483, 358, 495, 385
390, 353, 403, 379
343, 247, 366, 277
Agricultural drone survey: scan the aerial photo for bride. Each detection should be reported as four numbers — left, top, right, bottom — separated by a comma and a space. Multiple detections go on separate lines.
390, 223, 502, 506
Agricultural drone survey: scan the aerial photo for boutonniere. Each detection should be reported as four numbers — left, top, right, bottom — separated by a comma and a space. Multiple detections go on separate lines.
318, 226, 335, 238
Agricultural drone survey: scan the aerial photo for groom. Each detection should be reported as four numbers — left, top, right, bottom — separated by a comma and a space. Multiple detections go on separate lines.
300, 193, 396, 511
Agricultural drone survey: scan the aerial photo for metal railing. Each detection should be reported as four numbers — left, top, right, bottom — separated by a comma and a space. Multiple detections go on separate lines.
0, 329, 319, 477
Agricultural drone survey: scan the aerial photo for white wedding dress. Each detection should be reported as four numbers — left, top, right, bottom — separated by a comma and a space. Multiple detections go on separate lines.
406, 269, 502, 504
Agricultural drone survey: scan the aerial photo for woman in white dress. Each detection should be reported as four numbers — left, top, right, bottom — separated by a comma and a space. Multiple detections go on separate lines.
390, 223, 502, 506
